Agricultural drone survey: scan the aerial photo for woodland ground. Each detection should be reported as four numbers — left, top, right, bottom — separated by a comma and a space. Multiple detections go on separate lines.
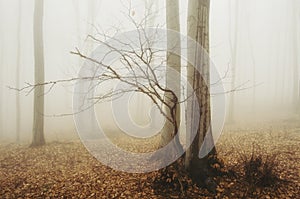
0, 119, 299, 199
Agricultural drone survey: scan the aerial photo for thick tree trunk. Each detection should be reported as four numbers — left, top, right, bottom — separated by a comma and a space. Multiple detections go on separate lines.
160, 0, 181, 151
185, 0, 217, 190
31, 0, 45, 146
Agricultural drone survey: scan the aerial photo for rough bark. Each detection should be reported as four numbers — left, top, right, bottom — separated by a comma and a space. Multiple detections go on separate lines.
185, 0, 217, 190
31, 0, 45, 147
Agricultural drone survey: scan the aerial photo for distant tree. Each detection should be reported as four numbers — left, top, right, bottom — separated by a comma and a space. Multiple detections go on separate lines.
31, 0, 45, 146
245, 2, 256, 112
292, 0, 299, 111
185, 0, 218, 190
227, 0, 239, 123
0, 35, 3, 139
16, 1, 22, 142
86, 0, 101, 131
0, 3, 3, 139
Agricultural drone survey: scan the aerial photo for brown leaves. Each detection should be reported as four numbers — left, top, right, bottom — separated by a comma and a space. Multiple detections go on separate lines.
215, 121, 300, 198
0, 120, 299, 198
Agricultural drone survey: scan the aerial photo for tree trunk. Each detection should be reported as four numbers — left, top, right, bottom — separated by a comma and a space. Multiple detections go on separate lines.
31, 0, 45, 147
245, 4, 256, 114
16, 1, 22, 142
0, 39, 3, 139
292, 0, 299, 111
160, 0, 181, 151
227, 0, 239, 123
185, 0, 217, 190
87, 0, 98, 131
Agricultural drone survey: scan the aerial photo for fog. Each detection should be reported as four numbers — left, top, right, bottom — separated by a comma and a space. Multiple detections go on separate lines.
0, 0, 299, 143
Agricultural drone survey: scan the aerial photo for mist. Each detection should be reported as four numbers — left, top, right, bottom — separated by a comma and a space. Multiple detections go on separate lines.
0, 0, 299, 198
0, 0, 298, 142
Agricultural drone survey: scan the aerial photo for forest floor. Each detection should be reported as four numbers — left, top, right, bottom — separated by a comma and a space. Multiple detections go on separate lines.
0, 119, 299, 199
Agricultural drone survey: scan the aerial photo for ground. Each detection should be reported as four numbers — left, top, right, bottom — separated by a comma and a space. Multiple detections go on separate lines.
0, 119, 299, 198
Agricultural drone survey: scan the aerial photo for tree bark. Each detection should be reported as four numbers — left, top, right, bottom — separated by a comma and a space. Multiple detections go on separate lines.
185, 0, 217, 190
160, 0, 181, 151
31, 0, 45, 146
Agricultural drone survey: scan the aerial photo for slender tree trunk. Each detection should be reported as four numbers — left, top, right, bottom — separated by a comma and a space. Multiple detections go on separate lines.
160, 0, 181, 150
245, 5, 256, 113
227, 0, 239, 123
31, 0, 45, 146
16, 1, 22, 142
292, 1, 299, 110
86, 0, 99, 131
0, 39, 3, 139
185, 0, 217, 190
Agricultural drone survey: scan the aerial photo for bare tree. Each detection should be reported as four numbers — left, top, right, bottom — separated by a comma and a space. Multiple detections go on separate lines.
17, 3, 221, 187
19, 24, 186, 153
185, 0, 218, 191
31, 0, 45, 146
